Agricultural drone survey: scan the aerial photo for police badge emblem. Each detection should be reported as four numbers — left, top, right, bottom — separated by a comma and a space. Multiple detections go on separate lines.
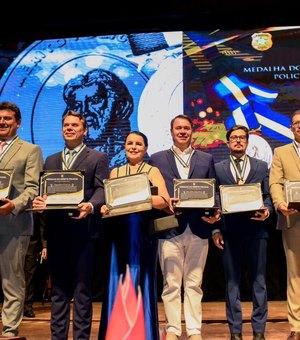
251, 32, 273, 51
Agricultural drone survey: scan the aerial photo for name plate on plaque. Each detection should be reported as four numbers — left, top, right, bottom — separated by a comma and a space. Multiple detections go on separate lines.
285, 180, 300, 210
173, 178, 216, 208
103, 172, 152, 217
220, 183, 264, 214
39, 170, 84, 210
0, 169, 14, 204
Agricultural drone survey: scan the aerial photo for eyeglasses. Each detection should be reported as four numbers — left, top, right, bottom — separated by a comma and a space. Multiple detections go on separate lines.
229, 135, 247, 142
291, 121, 300, 128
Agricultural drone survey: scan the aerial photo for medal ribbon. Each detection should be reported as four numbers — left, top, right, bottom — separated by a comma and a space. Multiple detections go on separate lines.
293, 141, 300, 159
230, 155, 248, 184
126, 161, 146, 175
171, 147, 195, 168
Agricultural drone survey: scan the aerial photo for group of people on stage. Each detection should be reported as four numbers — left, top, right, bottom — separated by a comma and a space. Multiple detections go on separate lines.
0, 100, 300, 340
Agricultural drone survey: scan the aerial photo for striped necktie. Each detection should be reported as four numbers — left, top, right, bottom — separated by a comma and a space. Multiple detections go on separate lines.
66, 150, 76, 167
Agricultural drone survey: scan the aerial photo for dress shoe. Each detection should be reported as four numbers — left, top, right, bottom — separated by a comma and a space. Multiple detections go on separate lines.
23, 309, 35, 318
288, 332, 300, 340
253, 333, 265, 340
230, 334, 243, 340
189, 335, 203, 340
166, 332, 178, 340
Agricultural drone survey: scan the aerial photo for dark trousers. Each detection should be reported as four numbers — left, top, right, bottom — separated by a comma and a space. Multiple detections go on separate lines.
24, 239, 39, 311
223, 237, 268, 334
48, 237, 96, 340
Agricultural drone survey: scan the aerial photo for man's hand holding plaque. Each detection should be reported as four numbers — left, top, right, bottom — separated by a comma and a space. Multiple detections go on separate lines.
32, 195, 47, 212
32, 194, 92, 219
30, 170, 85, 218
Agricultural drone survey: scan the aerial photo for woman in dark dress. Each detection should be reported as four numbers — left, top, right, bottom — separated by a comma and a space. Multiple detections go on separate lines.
98, 131, 171, 340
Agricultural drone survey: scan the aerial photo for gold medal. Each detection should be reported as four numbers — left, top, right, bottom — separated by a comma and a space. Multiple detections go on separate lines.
238, 179, 244, 185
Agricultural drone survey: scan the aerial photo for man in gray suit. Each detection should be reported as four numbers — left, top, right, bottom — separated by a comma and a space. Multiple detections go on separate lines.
33, 110, 109, 340
0, 101, 44, 339
269, 110, 300, 340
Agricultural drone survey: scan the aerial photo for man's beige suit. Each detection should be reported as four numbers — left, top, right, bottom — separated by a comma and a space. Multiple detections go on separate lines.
0, 136, 43, 336
270, 142, 300, 333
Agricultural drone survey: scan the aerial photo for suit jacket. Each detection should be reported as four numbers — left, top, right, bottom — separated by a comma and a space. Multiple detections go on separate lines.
270, 142, 300, 229
44, 146, 109, 239
0, 137, 43, 236
148, 148, 218, 239
215, 156, 272, 239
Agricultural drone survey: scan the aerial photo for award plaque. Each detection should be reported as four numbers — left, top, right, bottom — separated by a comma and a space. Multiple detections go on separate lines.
0, 169, 14, 204
103, 172, 152, 217
220, 183, 264, 214
285, 180, 300, 210
173, 178, 216, 208
39, 170, 84, 210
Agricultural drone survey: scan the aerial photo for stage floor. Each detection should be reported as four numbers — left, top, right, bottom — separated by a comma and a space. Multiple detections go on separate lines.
1, 301, 290, 339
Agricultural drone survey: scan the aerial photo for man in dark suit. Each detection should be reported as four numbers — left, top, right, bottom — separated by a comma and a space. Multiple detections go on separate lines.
33, 111, 109, 340
148, 114, 220, 340
213, 125, 272, 340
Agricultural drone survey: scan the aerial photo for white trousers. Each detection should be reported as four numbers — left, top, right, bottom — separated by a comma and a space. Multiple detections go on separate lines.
159, 225, 209, 337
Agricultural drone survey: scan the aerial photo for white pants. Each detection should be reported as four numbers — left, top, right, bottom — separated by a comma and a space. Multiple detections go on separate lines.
159, 225, 209, 337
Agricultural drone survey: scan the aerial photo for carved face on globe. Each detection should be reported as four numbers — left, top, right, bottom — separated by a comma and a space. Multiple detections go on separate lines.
62, 68, 134, 168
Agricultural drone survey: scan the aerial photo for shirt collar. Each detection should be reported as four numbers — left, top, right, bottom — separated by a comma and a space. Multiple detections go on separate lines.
65, 143, 84, 153
233, 154, 246, 162
172, 145, 193, 155
0, 136, 16, 144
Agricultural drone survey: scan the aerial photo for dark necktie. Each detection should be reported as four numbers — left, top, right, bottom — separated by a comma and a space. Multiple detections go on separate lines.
235, 158, 242, 173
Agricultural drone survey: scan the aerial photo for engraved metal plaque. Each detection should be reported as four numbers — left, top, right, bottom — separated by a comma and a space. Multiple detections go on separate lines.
0, 169, 14, 203
220, 183, 264, 214
38, 170, 84, 210
103, 172, 152, 217
285, 180, 300, 210
173, 178, 216, 208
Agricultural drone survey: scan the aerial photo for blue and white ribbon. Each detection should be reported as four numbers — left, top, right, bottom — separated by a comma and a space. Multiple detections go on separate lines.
213, 74, 293, 143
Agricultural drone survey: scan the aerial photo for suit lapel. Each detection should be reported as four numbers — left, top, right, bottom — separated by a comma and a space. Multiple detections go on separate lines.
245, 157, 258, 183
56, 153, 63, 170
167, 149, 181, 178
188, 151, 197, 178
0, 137, 22, 167
290, 144, 300, 172
223, 159, 236, 183
72, 147, 89, 169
